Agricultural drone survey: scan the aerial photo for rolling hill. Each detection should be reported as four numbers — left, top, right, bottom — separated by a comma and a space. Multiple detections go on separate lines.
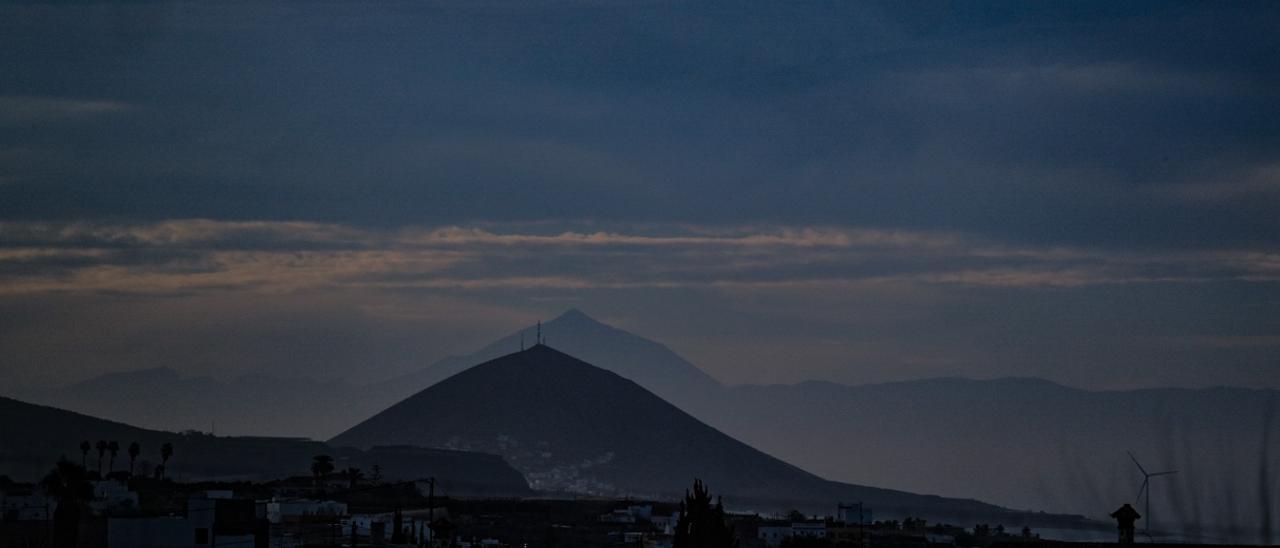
372, 308, 720, 411
13, 309, 1278, 538
385, 311, 1280, 539
0, 395, 531, 497
330, 344, 1085, 526
10, 367, 380, 441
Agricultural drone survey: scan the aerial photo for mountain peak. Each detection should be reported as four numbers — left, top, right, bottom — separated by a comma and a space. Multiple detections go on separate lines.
386, 307, 722, 406
517, 342, 562, 357
331, 345, 1008, 518
549, 307, 603, 326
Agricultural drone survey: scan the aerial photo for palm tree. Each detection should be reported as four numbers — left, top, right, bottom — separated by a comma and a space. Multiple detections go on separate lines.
158, 442, 173, 480
78, 441, 90, 468
41, 460, 92, 548
94, 440, 107, 477
107, 441, 120, 473
127, 442, 140, 476
311, 454, 334, 485
343, 467, 364, 490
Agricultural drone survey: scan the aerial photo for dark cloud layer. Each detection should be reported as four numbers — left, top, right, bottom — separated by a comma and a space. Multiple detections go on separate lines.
4, 2, 1278, 243
0, 2, 1277, 390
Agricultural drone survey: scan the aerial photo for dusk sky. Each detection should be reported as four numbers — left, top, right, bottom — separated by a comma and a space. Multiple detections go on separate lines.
2, 1, 1278, 391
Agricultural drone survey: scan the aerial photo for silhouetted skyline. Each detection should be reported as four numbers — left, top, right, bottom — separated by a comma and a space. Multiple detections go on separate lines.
2, 3, 1278, 546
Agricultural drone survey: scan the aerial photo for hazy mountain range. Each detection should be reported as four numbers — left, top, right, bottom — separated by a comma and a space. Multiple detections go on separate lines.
9, 309, 1278, 540
15, 366, 386, 440
0, 396, 531, 497
332, 344, 1081, 527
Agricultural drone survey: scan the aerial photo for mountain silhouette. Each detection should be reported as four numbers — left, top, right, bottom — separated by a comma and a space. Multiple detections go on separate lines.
10, 309, 715, 441
331, 345, 1069, 524
13, 368, 383, 440
0, 395, 530, 496
375, 309, 720, 407
387, 311, 1279, 539
13, 309, 1278, 538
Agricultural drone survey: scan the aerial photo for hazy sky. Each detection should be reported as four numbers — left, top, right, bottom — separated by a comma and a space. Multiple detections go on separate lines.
2, 1, 1278, 390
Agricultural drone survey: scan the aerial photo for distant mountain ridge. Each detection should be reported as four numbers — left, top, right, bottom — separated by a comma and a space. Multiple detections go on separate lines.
372, 309, 721, 408
8, 309, 719, 440
0, 395, 531, 497
9, 309, 1277, 540
331, 344, 1080, 526
13, 368, 379, 440
362, 311, 1279, 542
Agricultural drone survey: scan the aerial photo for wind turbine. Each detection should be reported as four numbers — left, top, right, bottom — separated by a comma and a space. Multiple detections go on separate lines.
1128, 451, 1178, 539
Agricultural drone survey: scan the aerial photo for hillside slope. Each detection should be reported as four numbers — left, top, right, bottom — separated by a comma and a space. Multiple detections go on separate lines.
332, 345, 1057, 523
0, 396, 530, 496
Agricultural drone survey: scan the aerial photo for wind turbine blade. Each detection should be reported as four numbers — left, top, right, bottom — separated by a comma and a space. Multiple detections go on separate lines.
1137, 478, 1149, 502
1128, 451, 1149, 476
1150, 470, 1178, 477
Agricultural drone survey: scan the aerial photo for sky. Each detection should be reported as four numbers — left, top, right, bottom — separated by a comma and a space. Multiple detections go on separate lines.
1, 1, 1278, 391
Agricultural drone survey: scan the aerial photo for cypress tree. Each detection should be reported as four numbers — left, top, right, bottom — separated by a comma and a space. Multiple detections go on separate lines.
673, 479, 737, 548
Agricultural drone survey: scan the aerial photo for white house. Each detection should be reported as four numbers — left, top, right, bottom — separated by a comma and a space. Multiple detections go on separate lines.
90, 480, 139, 513
650, 514, 676, 534
1, 491, 55, 521
758, 521, 827, 547
628, 504, 653, 521
793, 521, 827, 539
265, 499, 347, 524
758, 524, 793, 547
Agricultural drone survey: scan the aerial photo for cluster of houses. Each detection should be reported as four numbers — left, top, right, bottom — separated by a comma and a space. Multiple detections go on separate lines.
589, 502, 1045, 548
0, 475, 455, 547
2, 470, 1059, 548
739, 515, 1044, 548
597, 504, 675, 547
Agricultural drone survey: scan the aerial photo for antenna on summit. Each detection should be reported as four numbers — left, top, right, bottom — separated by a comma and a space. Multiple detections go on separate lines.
537, 321, 543, 346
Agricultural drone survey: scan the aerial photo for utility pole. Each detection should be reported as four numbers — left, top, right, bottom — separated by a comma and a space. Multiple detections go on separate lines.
858, 502, 864, 546
427, 477, 436, 546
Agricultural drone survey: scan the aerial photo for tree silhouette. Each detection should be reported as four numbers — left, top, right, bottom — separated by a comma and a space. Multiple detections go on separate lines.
370, 464, 383, 484
343, 467, 364, 490
158, 442, 173, 480
107, 441, 119, 473
40, 460, 92, 548
127, 442, 140, 476
673, 479, 737, 548
79, 441, 90, 468
94, 440, 107, 477
391, 507, 406, 543
430, 517, 457, 548
311, 454, 335, 485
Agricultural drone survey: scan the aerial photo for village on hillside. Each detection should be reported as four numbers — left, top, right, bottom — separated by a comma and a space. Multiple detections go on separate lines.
14, 433, 1245, 548
2, 450, 1112, 548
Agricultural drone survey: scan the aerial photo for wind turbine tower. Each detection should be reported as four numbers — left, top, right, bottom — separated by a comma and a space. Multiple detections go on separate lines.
1128, 451, 1178, 539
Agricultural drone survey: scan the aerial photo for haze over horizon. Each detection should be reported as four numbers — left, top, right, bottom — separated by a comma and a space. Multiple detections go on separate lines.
3, 1, 1279, 394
